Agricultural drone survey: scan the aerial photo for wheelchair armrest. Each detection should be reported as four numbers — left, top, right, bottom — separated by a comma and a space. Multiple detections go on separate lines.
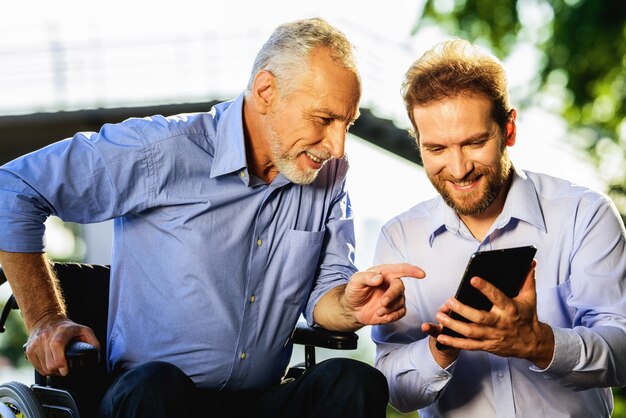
65, 341, 100, 369
292, 321, 358, 350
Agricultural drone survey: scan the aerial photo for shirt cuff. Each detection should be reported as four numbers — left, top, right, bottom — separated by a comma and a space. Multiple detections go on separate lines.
529, 326, 581, 374
409, 338, 455, 391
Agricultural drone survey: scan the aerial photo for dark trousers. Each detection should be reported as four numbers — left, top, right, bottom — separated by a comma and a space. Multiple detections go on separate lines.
98, 358, 388, 418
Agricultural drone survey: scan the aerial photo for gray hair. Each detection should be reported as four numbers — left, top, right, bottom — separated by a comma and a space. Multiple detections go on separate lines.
246, 17, 359, 96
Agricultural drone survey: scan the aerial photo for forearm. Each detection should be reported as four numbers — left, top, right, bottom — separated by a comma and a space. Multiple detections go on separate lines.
539, 197, 626, 387
313, 285, 362, 332
537, 325, 626, 389
0, 251, 67, 331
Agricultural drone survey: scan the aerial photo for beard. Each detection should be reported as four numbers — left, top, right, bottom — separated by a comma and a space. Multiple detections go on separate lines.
267, 119, 329, 185
429, 150, 512, 216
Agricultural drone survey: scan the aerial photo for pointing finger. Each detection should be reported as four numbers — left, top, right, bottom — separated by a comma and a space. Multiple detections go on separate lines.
368, 263, 426, 281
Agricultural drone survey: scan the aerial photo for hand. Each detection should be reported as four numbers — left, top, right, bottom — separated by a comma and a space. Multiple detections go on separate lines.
24, 315, 100, 377
434, 261, 555, 368
421, 305, 461, 368
343, 263, 425, 326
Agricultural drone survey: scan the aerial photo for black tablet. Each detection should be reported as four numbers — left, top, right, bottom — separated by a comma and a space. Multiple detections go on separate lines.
436, 245, 537, 350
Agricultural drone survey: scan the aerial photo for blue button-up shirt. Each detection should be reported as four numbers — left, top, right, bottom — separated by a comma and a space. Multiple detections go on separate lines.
373, 168, 626, 417
0, 93, 357, 390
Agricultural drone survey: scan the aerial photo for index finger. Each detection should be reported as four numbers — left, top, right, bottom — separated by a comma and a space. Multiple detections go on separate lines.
439, 277, 505, 326
469, 275, 510, 310
368, 263, 426, 281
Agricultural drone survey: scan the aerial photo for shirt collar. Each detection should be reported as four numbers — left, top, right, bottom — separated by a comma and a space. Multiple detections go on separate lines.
497, 167, 546, 232
210, 93, 247, 179
427, 167, 547, 246
208, 93, 293, 188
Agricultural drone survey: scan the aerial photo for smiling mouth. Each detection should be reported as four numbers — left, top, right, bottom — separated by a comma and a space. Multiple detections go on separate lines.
449, 175, 481, 190
306, 151, 326, 164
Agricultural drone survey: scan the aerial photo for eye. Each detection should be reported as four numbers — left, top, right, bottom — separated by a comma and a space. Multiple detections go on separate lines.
467, 139, 488, 148
424, 146, 444, 155
317, 117, 333, 126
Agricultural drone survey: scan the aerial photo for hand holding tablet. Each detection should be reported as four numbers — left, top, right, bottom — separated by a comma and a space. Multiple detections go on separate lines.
436, 245, 537, 350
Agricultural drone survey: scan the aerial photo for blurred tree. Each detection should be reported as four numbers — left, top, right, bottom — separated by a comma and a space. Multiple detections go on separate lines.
416, 0, 626, 221
0, 300, 28, 368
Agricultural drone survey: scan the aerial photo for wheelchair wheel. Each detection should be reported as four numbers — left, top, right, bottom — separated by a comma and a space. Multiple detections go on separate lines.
0, 381, 46, 418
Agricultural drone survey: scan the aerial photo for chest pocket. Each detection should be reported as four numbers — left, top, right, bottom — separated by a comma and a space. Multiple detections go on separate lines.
278, 229, 326, 306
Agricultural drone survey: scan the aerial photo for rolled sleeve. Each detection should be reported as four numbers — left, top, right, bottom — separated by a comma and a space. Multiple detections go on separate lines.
0, 170, 49, 252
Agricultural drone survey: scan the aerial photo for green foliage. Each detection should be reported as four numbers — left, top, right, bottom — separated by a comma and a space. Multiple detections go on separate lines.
547, 1, 626, 130
0, 301, 28, 368
386, 404, 419, 417
615, 387, 626, 418
417, 0, 626, 217
419, 0, 521, 56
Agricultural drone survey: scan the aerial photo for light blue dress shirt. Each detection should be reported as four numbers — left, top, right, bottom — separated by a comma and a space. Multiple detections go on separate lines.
0, 93, 357, 390
373, 168, 626, 417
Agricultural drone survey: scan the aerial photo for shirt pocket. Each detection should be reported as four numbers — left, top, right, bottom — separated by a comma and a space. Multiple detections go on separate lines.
278, 229, 326, 307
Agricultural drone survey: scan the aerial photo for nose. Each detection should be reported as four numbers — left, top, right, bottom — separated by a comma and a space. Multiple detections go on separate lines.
448, 148, 473, 179
323, 124, 346, 159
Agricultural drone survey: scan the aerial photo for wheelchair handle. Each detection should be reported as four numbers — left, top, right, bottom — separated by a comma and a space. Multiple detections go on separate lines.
65, 341, 100, 369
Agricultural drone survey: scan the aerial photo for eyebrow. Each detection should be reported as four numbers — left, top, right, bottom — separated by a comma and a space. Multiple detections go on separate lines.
459, 131, 491, 144
317, 108, 360, 124
421, 130, 492, 148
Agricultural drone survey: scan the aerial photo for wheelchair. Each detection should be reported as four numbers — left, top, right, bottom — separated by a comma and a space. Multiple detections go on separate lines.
0, 262, 358, 417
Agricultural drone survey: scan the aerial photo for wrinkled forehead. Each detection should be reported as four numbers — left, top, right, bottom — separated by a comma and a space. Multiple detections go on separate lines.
298, 54, 361, 117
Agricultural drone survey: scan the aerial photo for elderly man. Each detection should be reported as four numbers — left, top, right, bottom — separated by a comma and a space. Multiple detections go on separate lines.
0, 18, 422, 418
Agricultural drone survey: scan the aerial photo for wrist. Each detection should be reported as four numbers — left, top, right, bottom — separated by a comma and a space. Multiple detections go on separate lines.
430, 336, 459, 368
314, 285, 360, 331
337, 287, 362, 330
27, 309, 67, 333
527, 322, 555, 369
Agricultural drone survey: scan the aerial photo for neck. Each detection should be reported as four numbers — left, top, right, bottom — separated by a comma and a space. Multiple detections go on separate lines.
459, 210, 499, 242
242, 97, 278, 183
459, 171, 513, 241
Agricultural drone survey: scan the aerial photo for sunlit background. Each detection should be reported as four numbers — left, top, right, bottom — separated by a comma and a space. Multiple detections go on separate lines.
1, 0, 623, 416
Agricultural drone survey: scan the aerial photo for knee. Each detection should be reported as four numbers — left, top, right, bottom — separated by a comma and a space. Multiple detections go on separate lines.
117, 361, 193, 397
307, 358, 389, 416
316, 358, 388, 396
101, 361, 197, 416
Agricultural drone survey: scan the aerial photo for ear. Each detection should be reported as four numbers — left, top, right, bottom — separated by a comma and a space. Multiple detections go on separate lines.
251, 70, 276, 115
504, 109, 517, 146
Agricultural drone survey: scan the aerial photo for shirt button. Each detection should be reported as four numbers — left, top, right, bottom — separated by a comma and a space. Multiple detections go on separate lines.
250, 295, 256, 303
257, 239, 262, 246
239, 171, 245, 178
240, 352, 247, 360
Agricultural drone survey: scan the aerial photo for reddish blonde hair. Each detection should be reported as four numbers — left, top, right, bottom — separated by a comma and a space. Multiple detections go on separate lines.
402, 39, 511, 139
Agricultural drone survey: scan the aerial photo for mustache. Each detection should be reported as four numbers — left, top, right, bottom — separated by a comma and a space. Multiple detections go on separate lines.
440, 172, 482, 184
306, 150, 332, 161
